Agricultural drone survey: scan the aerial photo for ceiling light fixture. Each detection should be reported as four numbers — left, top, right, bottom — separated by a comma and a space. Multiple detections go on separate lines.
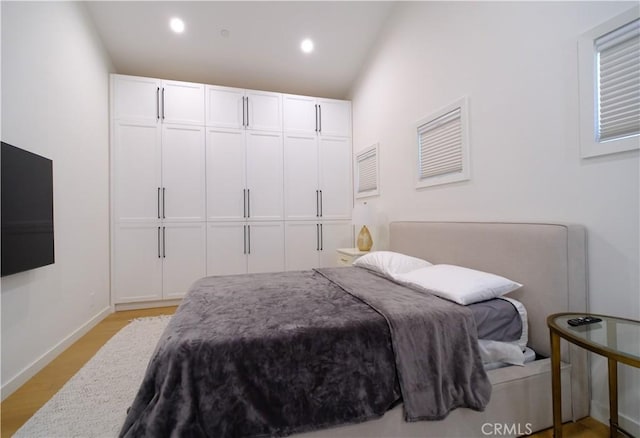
170, 17, 185, 34
300, 38, 314, 54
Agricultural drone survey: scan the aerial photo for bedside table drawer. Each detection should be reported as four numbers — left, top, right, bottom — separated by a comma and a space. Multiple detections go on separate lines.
335, 248, 369, 267
337, 254, 356, 266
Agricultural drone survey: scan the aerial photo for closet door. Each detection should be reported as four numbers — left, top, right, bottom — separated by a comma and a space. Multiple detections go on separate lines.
317, 98, 351, 138
245, 90, 282, 132
162, 125, 206, 221
113, 224, 163, 303
319, 221, 353, 268
246, 222, 285, 274
318, 136, 352, 220
161, 80, 205, 126
283, 94, 317, 134
113, 120, 162, 223
162, 223, 207, 299
205, 85, 244, 129
207, 222, 247, 276
245, 131, 284, 221
112, 75, 161, 122
284, 134, 319, 220
284, 222, 320, 271
206, 128, 246, 221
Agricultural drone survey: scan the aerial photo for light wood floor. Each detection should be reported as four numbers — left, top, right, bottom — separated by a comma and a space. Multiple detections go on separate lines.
1, 306, 177, 437
1, 306, 610, 437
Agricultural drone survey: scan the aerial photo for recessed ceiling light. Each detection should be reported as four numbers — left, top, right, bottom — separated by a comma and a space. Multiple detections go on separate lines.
301, 38, 314, 54
170, 17, 185, 34
220, 29, 230, 38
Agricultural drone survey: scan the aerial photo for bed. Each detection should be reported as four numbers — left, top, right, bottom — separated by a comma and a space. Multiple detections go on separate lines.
121, 221, 589, 437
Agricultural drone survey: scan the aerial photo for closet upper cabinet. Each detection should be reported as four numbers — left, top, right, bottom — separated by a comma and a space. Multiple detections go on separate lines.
283, 94, 352, 137
112, 75, 160, 122
111, 74, 205, 125
206, 85, 282, 132
162, 80, 206, 125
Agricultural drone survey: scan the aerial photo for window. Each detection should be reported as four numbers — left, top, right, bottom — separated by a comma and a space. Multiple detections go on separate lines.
579, 7, 640, 158
355, 143, 379, 198
416, 97, 469, 189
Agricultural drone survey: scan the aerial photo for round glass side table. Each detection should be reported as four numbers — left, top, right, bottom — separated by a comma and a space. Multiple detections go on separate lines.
547, 313, 640, 438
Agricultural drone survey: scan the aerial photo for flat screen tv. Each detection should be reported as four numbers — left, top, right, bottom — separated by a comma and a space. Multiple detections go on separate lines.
1, 142, 55, 276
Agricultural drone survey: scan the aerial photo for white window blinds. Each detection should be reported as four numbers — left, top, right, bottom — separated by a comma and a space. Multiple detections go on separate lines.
596, 18, 640, 142
418, 107, 463, 180
415, 97, 469, 188
355, 144, 379, 198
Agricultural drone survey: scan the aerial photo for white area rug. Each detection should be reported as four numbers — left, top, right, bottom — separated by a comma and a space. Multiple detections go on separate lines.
14, 315, 171, 438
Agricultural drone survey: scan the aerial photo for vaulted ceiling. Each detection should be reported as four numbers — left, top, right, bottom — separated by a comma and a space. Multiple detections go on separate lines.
84, 1, 396, 99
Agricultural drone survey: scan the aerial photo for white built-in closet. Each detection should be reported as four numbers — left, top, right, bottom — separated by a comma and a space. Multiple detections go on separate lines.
110, 74, 353, 306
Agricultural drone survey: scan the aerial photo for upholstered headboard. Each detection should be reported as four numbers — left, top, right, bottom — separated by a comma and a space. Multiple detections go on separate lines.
389, 222, 588, 357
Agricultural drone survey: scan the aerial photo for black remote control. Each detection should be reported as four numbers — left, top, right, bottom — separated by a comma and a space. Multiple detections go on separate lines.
567, 316, 602, 327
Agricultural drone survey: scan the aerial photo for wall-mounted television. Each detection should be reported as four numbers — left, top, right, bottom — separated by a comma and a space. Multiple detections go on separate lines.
1, 142, 55, 276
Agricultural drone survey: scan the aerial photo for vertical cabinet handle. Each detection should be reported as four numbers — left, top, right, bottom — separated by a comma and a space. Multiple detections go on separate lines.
161, 88, 165, 120
316, 190, 319, 217
247, 225, 251, 255
162, 188, 166, 219
157, 227, 161, 258
243, 189, 246, 218
247, 189, 250, 218
243, 225, 247, 254
315, 104, 318, 132
318, 105, 321, 133
241, 96, 249, 128
319, 190, 323, 217
162, 226, 166, 258
157, 187, 161, 219
242, 96, 246, 127
316, 224, 320, 251
320, 224, 323, 251
156, 87, 160, 120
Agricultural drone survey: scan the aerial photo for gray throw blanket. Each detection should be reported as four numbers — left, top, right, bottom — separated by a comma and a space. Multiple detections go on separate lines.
316, 267, 491, 421
120, 267, 490, 437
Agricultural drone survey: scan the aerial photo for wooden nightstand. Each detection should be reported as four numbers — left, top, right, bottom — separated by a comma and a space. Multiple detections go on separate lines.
336, 248, 369, 266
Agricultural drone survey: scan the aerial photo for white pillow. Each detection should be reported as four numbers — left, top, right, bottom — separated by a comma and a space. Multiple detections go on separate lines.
353, 251, 432, 278
393, 264, 522, 305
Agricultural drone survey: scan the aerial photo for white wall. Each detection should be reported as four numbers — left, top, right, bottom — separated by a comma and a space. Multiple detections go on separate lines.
349, 1, 639, 433
1, 1, 112, 398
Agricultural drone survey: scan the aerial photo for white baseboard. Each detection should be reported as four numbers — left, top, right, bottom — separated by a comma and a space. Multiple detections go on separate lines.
114, 299, 181, 311
591, 399, 640, 437
1, 305, 113, 401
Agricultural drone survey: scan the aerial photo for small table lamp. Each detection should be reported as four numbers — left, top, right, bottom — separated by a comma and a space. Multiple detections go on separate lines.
352, 202, 374, 251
